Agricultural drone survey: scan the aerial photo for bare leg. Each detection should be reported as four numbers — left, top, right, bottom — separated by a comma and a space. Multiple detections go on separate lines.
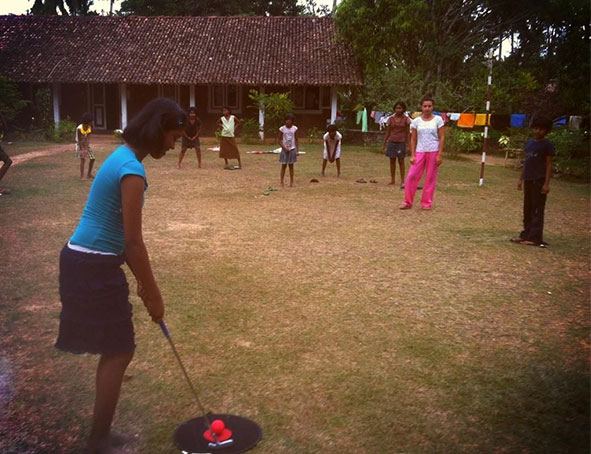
224, 158, 229, 167
237, 156, 242, 169
88, 159, 95, 178
336, 158, 341, 177
86, 350, 134, 454
0, 153, 13, 186
388, 157, 396, 185
195, 147, 202, 168
398, 157, 405, 187
80, 158, 86, 179
178, 148, 187, 168
288, 164, 294, 187
322, 159, 327, 176
280, 164, 287, 186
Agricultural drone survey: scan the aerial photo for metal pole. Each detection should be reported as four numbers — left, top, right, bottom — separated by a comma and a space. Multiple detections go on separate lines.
479, 53, 493, 186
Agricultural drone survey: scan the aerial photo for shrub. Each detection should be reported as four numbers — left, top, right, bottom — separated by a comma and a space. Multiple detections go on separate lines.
548, 129, 590, 178
113, 129, 124, 143
248, 90, 294, 138
240, 118, 260, 144
444, 127, 482, 157
307, 126, 323, 144
46, 118, 76, 143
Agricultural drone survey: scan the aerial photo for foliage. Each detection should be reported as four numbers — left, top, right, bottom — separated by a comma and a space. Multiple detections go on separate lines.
240, 118, 260, 144
119, 0, 304, 16
30, 0, 95, 15
307, 126, 323, 143
547, 129, 590, 178
248, 90, 294, 138
33, 87, 54, 129
444, 127, 482, 157
46, 118, 76, 142
113, 128, 124, 143
0, 76, 30, 122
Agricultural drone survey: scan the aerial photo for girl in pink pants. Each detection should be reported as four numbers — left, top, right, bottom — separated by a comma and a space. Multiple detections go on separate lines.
400, 95, 445, 210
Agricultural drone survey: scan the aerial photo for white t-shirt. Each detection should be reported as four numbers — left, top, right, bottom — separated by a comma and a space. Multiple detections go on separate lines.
410, 116, 444, 152
279, 125, 298, 150
323, 132, 342, 159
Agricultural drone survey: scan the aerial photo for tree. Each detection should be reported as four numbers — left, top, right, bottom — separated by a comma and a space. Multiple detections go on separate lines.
119, 0, 304, 16
31, 0, 94, 15
0, 76, 30, 122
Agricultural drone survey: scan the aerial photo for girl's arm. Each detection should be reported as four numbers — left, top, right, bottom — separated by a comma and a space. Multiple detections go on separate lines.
234, 116, 241, 130
295, 130, 299, 154
436, 125, 445, 166
216, 118, 222, 129
542, 156, 552, 194
194, 122, 202, 140
410, 128, 417, 164
121, 175, 164, 323
382, 121, 390, 151
278, 130, 286, 151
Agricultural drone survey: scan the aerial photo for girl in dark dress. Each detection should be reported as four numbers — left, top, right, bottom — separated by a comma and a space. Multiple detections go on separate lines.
178, 106, 202, 169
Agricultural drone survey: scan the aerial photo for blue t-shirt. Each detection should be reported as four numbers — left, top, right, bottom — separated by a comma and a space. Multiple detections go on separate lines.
523, 139, 555, 180
70, 145, 147, 254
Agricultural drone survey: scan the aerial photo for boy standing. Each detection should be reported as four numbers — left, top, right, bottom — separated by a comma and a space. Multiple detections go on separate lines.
0, 111, 12, 195
512, 116, 555, 247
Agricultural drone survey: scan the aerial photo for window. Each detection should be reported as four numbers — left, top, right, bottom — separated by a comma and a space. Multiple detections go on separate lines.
321, 87, 331, 109
159, 85, 180, 102
292, 86, 321, 111
209, 85, 241, 111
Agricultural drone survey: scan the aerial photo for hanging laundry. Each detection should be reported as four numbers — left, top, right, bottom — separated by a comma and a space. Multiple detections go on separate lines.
457, 113, 476, 128
553, 115, 567, 126
490, 114, 511, 130
362, 108, 368, 133
568, 116, 582, 131
370, 110, 376, 119
411, 112, 421, 119
449, 113, 460, 121
440, 112, 448, 123
510, 114, 526, 128
356, 110, 363, 125
474, 114, 490, 126
374, 111, 385, 124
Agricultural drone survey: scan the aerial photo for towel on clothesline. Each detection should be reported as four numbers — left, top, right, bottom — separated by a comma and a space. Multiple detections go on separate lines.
474, 114, 490, 126
411, 112, 421, 119
490, 114, 511, 130
449, 113, 460, 121
510, 114, 526, 128
457, 113, 476, 128
568, 116, 582, 131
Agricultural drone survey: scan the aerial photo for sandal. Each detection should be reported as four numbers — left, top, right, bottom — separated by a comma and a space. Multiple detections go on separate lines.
509, 237, 524, 244
310, 179, 319, 183
399, 203, 411, 210
356, 178, 367, 183
263, 190, 270, 196
369, 179, 378, 183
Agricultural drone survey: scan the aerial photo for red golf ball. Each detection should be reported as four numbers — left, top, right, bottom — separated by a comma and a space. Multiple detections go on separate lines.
211, 419, 225, 435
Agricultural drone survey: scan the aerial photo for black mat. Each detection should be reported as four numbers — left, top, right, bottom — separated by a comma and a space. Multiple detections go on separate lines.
174, 413, 262, 453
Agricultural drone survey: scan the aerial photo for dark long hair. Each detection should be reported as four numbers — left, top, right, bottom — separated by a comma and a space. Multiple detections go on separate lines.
122, 98, 187, 154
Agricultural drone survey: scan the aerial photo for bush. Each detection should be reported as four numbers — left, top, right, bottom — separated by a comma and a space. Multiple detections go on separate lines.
248, 90, 294, 138
307, 126, 323, 144
113, 129, 124, 143
46, 118, 76, 142
444, 127, 482, 157
548, 129, 590, 178
240, 118, 260, 144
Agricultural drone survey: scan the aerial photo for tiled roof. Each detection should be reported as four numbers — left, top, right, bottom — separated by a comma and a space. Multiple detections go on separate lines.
0, 15, 363, 86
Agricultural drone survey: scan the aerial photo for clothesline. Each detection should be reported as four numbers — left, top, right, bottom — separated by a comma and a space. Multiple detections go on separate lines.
368, 110, 584, 131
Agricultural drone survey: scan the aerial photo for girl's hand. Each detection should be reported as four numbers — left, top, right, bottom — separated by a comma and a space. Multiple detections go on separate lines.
410, 156, 416, 165
436, 155, 443, 167
382, 145, 386, 154
137, 281, 146, 300
143, 294, 164, 323
541, 184, 550, 194
517, 180, 523, 191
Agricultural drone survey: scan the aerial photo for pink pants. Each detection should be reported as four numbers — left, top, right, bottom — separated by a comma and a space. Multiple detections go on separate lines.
403, 152, 439, 208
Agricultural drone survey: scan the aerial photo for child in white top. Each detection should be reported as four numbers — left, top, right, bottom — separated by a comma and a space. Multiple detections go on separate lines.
278, 113, 299, 187
400, 95, 445, 210
322, 124, 342, 177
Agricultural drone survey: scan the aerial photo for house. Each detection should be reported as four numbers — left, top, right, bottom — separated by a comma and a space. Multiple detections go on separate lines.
0, 15, 363, 136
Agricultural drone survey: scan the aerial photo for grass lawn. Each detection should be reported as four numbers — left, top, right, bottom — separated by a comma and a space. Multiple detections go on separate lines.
1, 137, 589, 453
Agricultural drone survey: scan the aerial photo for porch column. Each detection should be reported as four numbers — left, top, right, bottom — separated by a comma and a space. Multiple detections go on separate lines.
330, 86, 337, 124
119, 83, 128, 130
52, 82, 61, 125
258, 86, 265, 140
189, 85, 195, 107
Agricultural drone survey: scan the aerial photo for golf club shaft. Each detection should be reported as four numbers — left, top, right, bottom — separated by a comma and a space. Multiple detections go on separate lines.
159, 320, 219, 444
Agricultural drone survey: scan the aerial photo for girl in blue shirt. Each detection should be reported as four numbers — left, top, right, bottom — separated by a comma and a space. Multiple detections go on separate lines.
56, 98, 186, 453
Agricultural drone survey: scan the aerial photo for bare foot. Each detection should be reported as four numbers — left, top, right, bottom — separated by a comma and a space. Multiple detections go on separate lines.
280, 182, 285, 187
421, 206, 432, 211
388, 181, 396, 185
399, 203, 411, 210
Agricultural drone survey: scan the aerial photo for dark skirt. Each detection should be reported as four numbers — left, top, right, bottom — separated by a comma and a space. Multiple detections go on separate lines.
55, 245, 135, 355
182, 136, 201, 149
219, 137, 240, 160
